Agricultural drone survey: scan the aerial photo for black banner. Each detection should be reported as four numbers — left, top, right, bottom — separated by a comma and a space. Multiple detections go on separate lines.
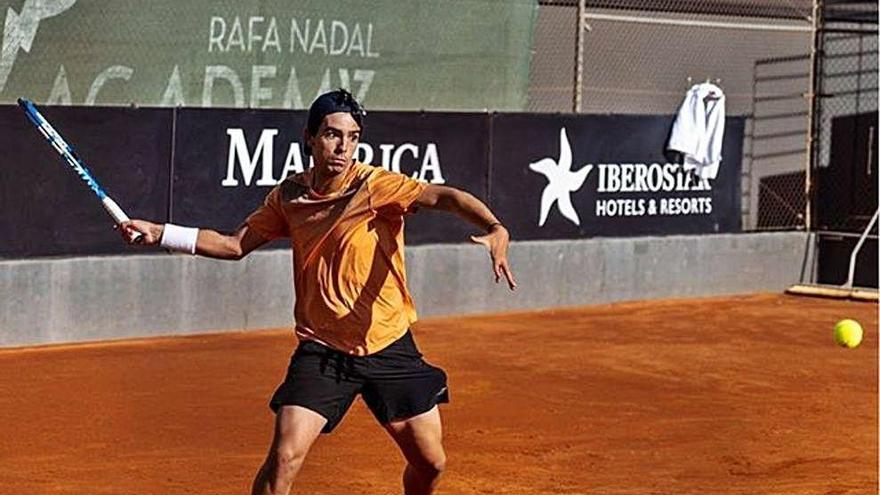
171, 109, 489, 245
351, 112, 489, 244
0, 106, 745, 259
0, 106, 172, 258
171, 108, 305, 240
490, 114, 744, 239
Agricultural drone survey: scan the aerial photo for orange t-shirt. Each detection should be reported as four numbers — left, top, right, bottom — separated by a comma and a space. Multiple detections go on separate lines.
246, 162, 427, 356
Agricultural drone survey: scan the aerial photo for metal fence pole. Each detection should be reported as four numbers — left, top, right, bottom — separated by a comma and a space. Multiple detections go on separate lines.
573, 0, 585, 113
805, 0, 824, 231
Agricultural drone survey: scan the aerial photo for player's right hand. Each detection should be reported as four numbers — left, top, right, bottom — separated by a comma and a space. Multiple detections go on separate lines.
117, 220, 163, 245
470, 224, 517, 291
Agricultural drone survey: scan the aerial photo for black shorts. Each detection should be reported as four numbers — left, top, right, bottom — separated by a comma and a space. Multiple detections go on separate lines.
269, 331, 449, 433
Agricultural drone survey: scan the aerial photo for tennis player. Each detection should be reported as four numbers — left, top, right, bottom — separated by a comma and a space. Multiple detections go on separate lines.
120, 89, 516, 495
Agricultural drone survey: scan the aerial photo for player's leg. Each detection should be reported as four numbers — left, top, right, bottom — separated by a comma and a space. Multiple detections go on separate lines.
254, 340, 363, 494
384, 405, 446, 495
250, 405, 326, 495
360, 331, 450, 495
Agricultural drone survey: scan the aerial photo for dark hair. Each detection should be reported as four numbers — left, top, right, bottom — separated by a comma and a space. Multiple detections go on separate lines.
303, 89, 366, 156
306, 88, 366, 137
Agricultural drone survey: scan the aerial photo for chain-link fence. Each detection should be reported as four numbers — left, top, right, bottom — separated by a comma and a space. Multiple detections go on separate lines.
748, 52, 811, 230
529, 1, 813, 115
811, 3, 878, 235
527, 1, 823, 231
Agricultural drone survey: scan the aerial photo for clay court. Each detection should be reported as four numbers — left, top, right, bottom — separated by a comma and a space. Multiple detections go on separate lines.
0, 293, 876, 494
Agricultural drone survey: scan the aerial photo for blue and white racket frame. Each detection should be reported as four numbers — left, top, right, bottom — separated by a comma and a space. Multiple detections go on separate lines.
18, 98, 141, 242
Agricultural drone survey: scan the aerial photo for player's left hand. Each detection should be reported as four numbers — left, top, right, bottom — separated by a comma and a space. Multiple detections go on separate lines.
470, 225, 517, 291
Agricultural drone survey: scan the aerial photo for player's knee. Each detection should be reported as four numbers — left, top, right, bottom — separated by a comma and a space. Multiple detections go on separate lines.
414, 453, 446, 480
430, 456, 447, 478
271, 446, 308, 479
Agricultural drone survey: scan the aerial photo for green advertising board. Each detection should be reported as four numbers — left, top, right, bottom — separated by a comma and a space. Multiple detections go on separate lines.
0, 0, 537, 110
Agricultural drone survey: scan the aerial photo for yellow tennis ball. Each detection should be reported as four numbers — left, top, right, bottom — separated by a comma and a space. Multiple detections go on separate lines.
834, 319, 863, 348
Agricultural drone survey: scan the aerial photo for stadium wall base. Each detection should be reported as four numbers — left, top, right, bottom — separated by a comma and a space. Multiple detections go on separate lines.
0, 232, 809, 347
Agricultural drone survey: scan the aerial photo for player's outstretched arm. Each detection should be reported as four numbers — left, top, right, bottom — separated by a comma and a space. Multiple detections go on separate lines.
414, 185, 517, 290
117, 220, 269, 260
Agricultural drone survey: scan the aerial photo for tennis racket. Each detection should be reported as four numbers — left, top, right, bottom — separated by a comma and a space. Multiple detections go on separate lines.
17, 98, 142, 243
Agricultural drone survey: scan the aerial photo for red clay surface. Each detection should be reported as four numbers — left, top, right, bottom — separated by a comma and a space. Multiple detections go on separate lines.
0, 293, 876, 494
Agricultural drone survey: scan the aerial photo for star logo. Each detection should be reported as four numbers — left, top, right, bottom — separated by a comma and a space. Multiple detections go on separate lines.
528, 127, 592, 227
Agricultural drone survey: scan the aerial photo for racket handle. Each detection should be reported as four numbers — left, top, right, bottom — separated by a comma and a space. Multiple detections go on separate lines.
102, 196, 143, 243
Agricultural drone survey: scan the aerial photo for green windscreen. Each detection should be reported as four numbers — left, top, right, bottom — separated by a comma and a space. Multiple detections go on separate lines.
0, 0, 537, 110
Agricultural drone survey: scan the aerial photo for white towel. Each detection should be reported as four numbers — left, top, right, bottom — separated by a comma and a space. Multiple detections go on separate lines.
667, 82, 726, 180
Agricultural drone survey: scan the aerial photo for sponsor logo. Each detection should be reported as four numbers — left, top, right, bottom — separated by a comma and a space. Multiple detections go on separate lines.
528, 127, 592, 227
529, 127, 716, 226
221, 128, 445, 187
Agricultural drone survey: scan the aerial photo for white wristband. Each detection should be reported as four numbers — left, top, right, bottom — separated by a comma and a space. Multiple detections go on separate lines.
160, 224, 199, 254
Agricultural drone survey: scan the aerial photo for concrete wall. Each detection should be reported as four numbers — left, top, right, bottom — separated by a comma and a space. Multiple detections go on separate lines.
0, 232, 811, 348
